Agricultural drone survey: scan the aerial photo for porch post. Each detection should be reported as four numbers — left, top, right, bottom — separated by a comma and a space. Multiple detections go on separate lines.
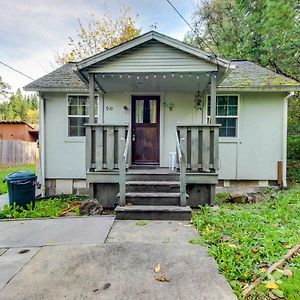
210, 72, 217, 124
89, 73, 96, 124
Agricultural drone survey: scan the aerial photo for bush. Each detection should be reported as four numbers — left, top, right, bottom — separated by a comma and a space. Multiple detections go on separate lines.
287, 135, 300, 160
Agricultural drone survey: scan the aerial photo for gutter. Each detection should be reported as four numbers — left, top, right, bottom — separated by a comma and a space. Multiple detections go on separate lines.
38, 92, 46, 196
282, 91, 295, 187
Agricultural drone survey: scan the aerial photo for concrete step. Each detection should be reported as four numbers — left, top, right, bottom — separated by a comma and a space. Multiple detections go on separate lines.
115, 205, 192, 220
118, 192, 188, 206
126, 173, 179, 181
126, 181, 180, 193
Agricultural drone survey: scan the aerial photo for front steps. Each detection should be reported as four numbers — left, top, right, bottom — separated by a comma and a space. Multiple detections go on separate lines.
115, 205, 192, 220
116, 171, 191, 220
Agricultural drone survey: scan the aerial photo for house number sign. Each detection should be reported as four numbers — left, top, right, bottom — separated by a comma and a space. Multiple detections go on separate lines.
105, 106, 113, 111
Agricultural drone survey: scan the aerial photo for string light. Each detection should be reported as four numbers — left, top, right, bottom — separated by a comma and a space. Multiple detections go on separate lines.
146, 75, 148, 79
171, 74, 174, 77
154, 74, 157, 78
180, 74, 183, 78
119, 75, 122, 78
137, 76, 139, 80
128, 75, 131, 79
163, 75, 166, 79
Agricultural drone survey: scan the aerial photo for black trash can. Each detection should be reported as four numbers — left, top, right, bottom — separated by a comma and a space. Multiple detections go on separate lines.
3, 171, 37, 208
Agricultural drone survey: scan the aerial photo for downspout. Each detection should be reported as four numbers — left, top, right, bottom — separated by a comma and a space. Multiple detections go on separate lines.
282, 91, 294, 187
38, 92, 46, 196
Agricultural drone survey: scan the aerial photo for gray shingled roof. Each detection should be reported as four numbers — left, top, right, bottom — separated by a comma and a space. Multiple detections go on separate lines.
24, 63, 87, 91
24, 60, 299, 91
220, 60, 299, 88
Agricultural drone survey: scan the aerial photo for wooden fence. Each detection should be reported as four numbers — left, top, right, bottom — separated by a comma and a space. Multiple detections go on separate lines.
0, 140, 38, 167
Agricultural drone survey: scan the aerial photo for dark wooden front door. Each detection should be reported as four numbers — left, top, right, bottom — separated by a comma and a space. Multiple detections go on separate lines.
132, 96, 160, 164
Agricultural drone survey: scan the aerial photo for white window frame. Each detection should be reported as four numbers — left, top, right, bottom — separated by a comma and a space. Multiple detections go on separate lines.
66, 94, 100, 141
206, 94, 240, 139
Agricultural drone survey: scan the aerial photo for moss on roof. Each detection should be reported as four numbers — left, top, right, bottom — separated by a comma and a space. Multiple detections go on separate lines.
220, 60, 299, 88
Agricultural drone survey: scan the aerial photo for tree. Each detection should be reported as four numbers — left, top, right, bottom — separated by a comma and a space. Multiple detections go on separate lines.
0, 76, 10, 97
0, 89, 39, 125
57, 6, 141, 64
186, 0, 300, 81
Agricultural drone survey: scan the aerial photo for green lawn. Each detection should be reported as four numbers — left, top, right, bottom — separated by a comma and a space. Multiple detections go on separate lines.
0, 164, 37, 195
0, 195, 86, 219
191, 187, 300, 299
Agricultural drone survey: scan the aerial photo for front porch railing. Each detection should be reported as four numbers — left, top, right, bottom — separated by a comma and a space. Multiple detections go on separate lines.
175, 130, 186, 206
176, 125, 220, 172
85, 124, 129, 171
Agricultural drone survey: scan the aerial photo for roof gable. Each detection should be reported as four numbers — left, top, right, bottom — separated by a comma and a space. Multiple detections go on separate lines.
76, 31, 231, 70
88, 40, 218, 73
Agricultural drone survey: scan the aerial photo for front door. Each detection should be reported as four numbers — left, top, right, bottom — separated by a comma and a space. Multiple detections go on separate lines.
132, 96, 160, 164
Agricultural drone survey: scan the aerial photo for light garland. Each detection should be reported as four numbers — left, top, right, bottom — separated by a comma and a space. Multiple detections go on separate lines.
97, 73, 213, 80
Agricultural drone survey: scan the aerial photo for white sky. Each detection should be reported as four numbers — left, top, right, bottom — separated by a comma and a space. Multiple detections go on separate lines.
0, 0, 197, 93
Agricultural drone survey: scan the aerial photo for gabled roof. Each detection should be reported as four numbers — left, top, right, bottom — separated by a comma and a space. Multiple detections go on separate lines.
24, 60, 300, 92
76, 31, 231, 70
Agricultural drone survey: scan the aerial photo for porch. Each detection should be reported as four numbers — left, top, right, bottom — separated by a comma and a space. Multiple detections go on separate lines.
85, 123, 220, 219
75, 33, 230, 219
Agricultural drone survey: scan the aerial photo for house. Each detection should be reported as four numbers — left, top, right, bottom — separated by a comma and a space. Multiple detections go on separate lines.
0, 121, 39, 167
24, 31, 300, 219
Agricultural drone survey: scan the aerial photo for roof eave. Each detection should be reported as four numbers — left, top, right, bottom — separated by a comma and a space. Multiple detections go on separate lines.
218, 86, 300, 92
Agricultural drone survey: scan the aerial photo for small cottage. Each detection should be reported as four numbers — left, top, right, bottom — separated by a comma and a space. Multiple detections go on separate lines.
24, 31, 300, 219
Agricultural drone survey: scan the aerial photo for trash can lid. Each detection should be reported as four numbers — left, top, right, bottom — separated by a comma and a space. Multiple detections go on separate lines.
4, 171, 37, 183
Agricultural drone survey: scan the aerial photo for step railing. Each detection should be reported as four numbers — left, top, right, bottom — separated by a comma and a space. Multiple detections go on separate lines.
176, 125, 220, 172
85, 124, 128, 171
175, 130, 187, 207
119, 123, 131, 206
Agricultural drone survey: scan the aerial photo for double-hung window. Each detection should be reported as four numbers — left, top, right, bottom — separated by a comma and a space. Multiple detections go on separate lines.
67, 95, 99, 137
207, 95, 238, 137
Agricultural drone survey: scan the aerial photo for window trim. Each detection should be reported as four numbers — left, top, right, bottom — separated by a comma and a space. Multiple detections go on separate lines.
65, 93, 100, 141
205, 94, 240, 139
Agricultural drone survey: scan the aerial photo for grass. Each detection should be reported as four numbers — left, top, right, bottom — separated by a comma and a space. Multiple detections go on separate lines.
279, 254, 300, 300
0, 195, 87, 219
287, 160, 300, 183
191, 187, 300, 299
0, 164, 37, 195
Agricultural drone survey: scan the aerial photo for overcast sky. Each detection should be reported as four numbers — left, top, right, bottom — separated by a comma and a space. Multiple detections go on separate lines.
0, 0, 196, 93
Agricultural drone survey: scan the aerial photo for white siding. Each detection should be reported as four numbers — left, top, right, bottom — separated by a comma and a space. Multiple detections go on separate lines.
91, 41, 217, 73
44, 91, 285, 181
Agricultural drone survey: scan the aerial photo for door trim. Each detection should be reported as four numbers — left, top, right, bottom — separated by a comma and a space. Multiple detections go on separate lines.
131, 95, 160, 165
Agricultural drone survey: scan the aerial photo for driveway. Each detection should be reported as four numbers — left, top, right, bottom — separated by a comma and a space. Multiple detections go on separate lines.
0, 218, 237, 300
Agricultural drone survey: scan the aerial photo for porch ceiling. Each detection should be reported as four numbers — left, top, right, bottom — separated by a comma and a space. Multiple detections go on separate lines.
88, 71, 226, 93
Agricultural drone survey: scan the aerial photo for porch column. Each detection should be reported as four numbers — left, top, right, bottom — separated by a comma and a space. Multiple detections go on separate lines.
88, 73, 96, 124
210, 72, 217, 124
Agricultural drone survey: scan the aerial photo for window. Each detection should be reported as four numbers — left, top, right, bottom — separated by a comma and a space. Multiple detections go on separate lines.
135, 99, 157, 124
207, 95, 238, 137
67, 95, 99, 137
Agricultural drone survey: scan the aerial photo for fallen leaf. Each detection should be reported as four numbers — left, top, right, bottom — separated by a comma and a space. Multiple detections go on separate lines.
272, 289, 284, 298
93, 289, 99, 293
155, 275, 170, 282
155, 221, 161, 224
282, 269, 293, 277
260, 268, 267, 273
103, 283, 111, 290
154, 264, 161, 273
251, 245, 260, 253
221, 235, 232, 243
228, 243, 238, 248
265, 282, 279, 289
269, 292, 277, 300
18, 249, 30, 254
285, 244, 292, 249
136, 220, 148, 226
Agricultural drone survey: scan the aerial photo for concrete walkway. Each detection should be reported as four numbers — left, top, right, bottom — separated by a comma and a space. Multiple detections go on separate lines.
0, 218, 237, 300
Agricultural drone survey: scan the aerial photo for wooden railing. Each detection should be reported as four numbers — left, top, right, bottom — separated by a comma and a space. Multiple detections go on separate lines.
176, 125, 220, 172
175, 130, 187, 206
85, 124, 129, 171
119, 124, 131, 206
